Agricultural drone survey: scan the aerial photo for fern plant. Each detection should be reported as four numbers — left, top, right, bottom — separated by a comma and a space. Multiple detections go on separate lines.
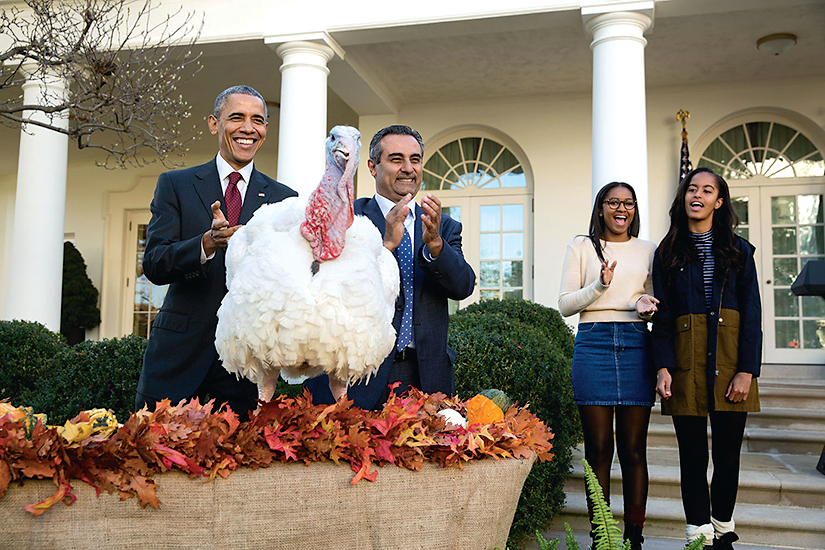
525, 458, 708, 550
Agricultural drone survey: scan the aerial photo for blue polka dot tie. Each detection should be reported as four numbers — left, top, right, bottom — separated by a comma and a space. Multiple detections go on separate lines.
397, 228, 413, 351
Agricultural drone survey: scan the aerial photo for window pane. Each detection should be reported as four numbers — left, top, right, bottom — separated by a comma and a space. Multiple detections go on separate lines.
772, 227, 796, 255
803, 320, 825, 349
799, 226, 824, 256
768, 123, 796, 152
135, 283, 150, 309
461, 138, 482, 164
502, 204, 524, 231
798, 195, 824, 224
491, 147, 519, 176
775, 320, 800, 348
735, 227, 749, 241
480, 234, 501, 259
133, 313, 148, 338
795, 153, 824, 177
502, 261, 523, 287
802, 295, 825, 318
500, 168, 527, 188
480, 261, 500, 287
720, 126, 748, 155
480, 290, 500, 301
771, 196, 796, 224
700, 138, 735, 167
774, 289, 798, 317
442, 206, 461, 223
732, 197, 749, 225
786, 133, 817, 162
480, 205, 501, 232
502, 289, 523, 301
151, 285, 167, 310
503, 233, 523, 259
479, 139, 502, 165
773, 258, 798, 286
424, 153, 450, 178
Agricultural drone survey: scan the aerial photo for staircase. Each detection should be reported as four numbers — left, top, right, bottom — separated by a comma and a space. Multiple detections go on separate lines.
544, 375, 825, 548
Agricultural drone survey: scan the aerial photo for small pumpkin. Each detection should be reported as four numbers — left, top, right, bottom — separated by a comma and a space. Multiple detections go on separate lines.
466, 394, 504, 425
480, 389, 512, 413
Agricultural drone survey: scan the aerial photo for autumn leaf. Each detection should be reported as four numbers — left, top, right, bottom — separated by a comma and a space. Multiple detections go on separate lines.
124, 476, 160, 509
0, 459, 11, 498
23, 475, 75, 517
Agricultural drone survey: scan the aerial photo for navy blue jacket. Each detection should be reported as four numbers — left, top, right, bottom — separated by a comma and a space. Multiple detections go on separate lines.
651, 236, 762, 414
306, 196, 476, 409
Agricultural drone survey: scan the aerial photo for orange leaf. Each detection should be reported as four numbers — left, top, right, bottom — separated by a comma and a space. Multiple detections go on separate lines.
22, 475, 75, 517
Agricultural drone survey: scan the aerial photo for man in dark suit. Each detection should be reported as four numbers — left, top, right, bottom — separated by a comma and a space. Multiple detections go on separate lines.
135, 85, 297, 419
307, 125, 476, 410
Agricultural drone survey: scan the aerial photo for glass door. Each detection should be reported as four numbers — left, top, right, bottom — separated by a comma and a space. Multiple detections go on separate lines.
761, 184, 825, 364
123, 210, 168, 338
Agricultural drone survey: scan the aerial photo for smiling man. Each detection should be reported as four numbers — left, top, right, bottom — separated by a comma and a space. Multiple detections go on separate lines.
135, 85, 297, 420
307, 125, 476, 410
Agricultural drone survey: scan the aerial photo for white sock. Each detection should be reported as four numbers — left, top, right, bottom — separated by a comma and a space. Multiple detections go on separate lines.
686, 523, 714, 545
711, 517, 735, 537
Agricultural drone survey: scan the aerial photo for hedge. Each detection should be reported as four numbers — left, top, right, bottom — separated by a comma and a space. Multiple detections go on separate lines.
449, 299, 581, 548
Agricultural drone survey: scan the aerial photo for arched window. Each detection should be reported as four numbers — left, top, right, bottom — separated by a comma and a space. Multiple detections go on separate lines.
698, 121, 824, 180
423, 137, 527, 190
421, 130, 532, 306
694, 112, 825, 364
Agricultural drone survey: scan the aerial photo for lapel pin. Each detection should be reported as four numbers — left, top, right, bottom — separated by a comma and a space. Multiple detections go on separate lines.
258, 192, 265, 197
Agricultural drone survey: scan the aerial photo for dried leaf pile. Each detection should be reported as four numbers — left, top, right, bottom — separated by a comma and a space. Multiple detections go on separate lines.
0, 389, 554, 517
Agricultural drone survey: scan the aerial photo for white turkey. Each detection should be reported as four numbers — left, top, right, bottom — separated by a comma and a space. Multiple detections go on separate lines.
215, 125, 399, 405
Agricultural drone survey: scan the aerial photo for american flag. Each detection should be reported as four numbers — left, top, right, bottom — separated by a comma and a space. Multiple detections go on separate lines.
679, 128, 692, 182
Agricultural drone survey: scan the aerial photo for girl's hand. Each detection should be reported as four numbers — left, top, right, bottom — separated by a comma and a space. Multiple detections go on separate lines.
600, 260, 617, 286
656, 368, 672, 400
636, 294, 659, 317
726, 372, 753, 403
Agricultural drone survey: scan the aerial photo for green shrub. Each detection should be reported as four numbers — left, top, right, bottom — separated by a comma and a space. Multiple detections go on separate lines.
0, 320, 66, 401
61, 242, 101, 339
449, 299, 580, 549
27, 335, 147, 425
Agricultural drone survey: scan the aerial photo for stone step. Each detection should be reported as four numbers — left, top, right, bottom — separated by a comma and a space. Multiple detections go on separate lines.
649, 405, 825, 432
565, 449, 825, 510
746, 381, 825, 411
546, 493, 825, 548
646, 423, 825, 456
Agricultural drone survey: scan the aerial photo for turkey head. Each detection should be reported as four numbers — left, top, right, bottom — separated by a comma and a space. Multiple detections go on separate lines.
300, 125, 361, 274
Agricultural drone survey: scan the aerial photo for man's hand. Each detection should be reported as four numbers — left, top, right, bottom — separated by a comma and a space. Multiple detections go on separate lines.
202, 201, 241, 256
383, 194, 414, 252
421, 193, 443, 258
656, 368, 672, 400
726, 372, 752, 403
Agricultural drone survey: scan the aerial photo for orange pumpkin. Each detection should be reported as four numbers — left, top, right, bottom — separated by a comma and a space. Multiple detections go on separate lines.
466, 394, 505, 425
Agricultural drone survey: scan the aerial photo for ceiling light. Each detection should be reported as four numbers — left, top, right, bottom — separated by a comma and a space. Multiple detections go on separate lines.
756, 33, 797, 56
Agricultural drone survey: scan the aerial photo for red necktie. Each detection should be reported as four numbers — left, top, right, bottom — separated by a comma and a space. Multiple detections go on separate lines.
225, 172, 242, 226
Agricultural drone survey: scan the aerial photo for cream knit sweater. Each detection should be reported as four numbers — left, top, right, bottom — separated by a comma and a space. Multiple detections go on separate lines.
558, 235, 656, 323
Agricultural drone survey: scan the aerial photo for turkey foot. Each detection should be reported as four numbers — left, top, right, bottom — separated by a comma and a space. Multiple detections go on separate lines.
329, 378, 348, 401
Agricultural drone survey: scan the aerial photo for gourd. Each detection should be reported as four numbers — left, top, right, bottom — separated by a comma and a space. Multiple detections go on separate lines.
479, 389, 512, 413
466, 394, 504, 425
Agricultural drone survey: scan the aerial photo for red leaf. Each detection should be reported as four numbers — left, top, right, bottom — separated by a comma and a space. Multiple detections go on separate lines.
23, 475, 75, 517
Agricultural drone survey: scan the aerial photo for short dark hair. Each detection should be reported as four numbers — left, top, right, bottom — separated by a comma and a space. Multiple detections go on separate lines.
369, 125, 424, 164
213, 85, 267, 118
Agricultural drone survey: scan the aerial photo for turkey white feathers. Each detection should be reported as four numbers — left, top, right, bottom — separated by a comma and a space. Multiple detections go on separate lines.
215, 125, 399, 404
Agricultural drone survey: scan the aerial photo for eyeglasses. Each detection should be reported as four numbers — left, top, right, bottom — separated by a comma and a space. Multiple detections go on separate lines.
603, 199, 636, 210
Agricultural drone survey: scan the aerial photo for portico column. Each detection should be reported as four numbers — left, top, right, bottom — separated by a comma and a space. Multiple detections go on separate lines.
5, 64, 69, 331
584, 5, 653, 238
275, 41, 334, 196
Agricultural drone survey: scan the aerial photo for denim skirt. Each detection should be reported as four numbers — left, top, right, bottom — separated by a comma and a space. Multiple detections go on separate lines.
571, 321, 655, 406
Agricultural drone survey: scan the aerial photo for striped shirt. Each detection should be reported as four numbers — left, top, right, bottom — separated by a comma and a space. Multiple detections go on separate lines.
690, 229, 714, 310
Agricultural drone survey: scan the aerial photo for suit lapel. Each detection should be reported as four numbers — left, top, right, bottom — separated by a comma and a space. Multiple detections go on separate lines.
240, 168, 271, 224
360, 197, 387, 238
193, 159, 225, 218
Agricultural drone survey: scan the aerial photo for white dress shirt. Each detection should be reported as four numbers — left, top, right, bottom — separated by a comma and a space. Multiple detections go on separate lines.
201, 154, 255, 263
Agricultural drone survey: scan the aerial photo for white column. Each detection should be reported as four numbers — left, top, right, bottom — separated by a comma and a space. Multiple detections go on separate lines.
584, 8, 653, 238
275, 41, 334, 196
5, 65, 69, 331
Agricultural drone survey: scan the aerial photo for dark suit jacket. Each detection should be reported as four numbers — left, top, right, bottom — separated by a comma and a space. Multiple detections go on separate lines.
307, 196, 476, 409
136, 158, 297, 402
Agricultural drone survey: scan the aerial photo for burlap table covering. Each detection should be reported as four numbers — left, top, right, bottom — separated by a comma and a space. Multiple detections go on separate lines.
1, 453, 535, 549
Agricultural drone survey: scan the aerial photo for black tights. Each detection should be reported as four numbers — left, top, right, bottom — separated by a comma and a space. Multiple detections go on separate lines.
579, 405, 652, 516
672, 411, 748, 525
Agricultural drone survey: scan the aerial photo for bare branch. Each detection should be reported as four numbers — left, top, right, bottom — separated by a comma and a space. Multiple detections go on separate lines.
0, 0, 203, 168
